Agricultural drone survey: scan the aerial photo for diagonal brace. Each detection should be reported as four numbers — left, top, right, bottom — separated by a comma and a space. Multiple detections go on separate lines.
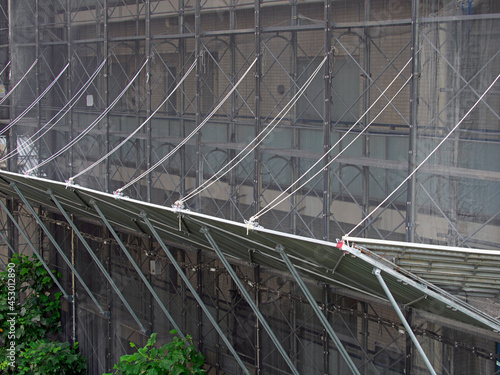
201, 226, 300, 375
276, 244, 361, 375
89, 198, 184, 338
0, 198, 69, 298
373, 268, 437, 375
10, 183, 108, 316
49, 193, 147, 333
140, 213, 251, 375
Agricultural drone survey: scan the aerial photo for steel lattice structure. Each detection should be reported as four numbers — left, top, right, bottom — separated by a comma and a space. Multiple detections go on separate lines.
0, 1, 499, 374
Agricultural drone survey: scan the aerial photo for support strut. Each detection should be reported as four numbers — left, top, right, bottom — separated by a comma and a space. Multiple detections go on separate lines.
10, 183, 107, 316
140, 213, 251, 375
48, 192, 147, 333
89, 198, 184, 338
373, 268, 437, 375
276, 244, 361, 375
201, 226, 300, 375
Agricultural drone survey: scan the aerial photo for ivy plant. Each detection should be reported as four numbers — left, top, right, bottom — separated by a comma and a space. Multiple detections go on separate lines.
105, 330, 206, 375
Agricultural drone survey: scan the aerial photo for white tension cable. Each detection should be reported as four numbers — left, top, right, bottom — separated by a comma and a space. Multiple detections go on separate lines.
115, 57, 258, 196
0, 63, 69, 138
25, 59, 149, 176
1, 59, 106, 164
68, 59, 197, 185
0, 60, 35, 107
345, 72, 500, 239
179, 55, 328, 207
249, 57, 414, 226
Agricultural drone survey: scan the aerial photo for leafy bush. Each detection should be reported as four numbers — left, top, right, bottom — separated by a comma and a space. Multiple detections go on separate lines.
0, 254, 86, 374
15, 339, 87, 375
105, 330, 205, 375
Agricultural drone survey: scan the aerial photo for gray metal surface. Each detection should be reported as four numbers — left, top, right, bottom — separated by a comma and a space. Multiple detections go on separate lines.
0, 169, 499, 334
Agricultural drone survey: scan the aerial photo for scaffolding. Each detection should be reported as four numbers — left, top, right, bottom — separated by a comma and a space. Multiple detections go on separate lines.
0, 0, 499, 374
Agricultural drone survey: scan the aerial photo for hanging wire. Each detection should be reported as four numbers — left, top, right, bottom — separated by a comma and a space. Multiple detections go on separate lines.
249, 57, 414, 226
0, 60, 36, 107
68, 59, 198, 185
344, 72, 500, 239
25, 58, 149, 176
0, 59, 107, 164
115, 56, 258, 196
0, 62, 68, 138
179, 55, 328, 207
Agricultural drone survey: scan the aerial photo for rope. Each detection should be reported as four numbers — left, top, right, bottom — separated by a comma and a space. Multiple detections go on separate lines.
69, 59, 197, 184
0, 59, 106, 164
250, 57, 413, 225
180, 55, 328, 206
25, 58, 148, 175
345, 72, 500, 239
0, 60, 36, 106
115, 57, 258, 196
0, 62, 68, 137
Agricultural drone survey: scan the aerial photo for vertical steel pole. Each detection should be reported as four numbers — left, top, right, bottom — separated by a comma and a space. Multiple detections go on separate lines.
253, 0, 261, 216
362, 0, 371, 236
201, 227, 300, 375
373, 268, 437, 375
178, 0, 186, 198
66, 0, 73, 179
140, 214, 251, 375
195, 0, 202, 212
277, 245, 360, 375
290, 0, 298, 235
146, 0, 152, 202
104, 0, 110, 193
323, 0, 332, 241
406, 0, 419, 243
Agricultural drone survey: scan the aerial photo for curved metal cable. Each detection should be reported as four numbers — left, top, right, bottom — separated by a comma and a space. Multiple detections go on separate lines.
0, 60, 36, 106
0, 59, 106, 164
115, 57, 258, 195
250, 57, 414, 225
69, 59, 197, 184
180, 55, 328, 206
25, 58, 148, 176
345, 72, 500, 238
0, 62, 68, 137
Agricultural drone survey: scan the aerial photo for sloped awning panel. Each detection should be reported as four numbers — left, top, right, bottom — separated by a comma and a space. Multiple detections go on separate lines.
0, 170, 499, 334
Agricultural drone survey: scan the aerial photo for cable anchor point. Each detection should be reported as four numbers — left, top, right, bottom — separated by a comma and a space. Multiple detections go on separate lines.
244, 217, 262, 235
113, 189, 124, 199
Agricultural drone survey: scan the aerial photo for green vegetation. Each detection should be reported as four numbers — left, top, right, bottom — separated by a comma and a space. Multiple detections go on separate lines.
105, 330, 206, 375
0, 254, 86, 374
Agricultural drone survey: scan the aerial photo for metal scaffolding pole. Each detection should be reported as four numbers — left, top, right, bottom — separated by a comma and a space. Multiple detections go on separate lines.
140, 213, 251, 375
372, 268, 437, 375
0, 197, 68, 297
9, 184, 107, 315
88, 198, 185, 338
201, 226, 300, 375
46, 193, 147, 333
276, 244, 361, 375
